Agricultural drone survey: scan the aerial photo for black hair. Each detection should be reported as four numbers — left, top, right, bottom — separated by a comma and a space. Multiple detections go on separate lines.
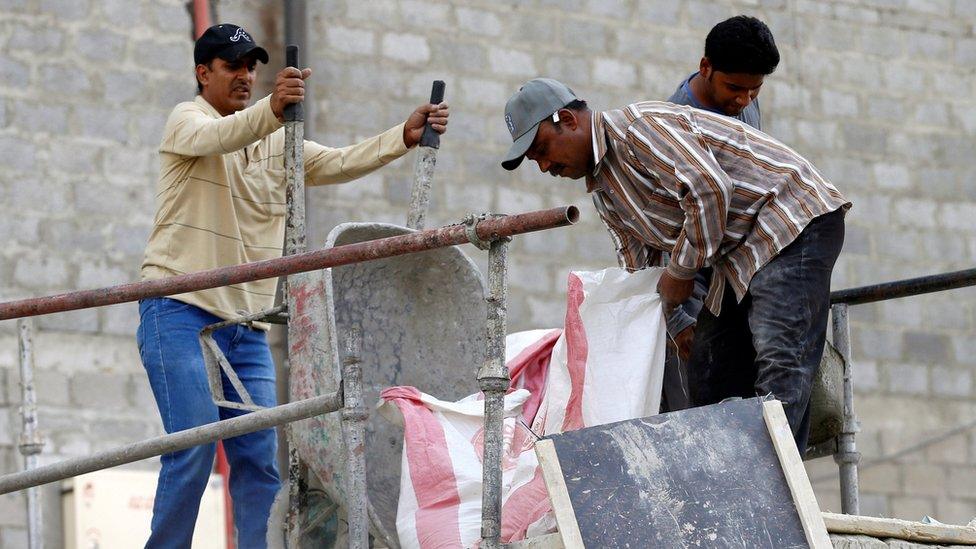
704, 15, 779, 75
564, 99, 588, 111
548, 99, 589, 133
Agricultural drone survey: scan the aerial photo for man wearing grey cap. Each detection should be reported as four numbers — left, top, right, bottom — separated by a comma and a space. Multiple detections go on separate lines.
501, 78, 849, 455
136, 24, 449, 547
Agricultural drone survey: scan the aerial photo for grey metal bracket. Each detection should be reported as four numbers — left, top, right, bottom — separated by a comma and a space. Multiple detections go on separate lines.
199, 304, 288, 412
463, 212, 510, 250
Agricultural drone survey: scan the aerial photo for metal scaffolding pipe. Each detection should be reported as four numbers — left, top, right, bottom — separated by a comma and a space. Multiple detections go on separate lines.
283, 44, 306, 258
0, 206, 579, 322
341, 329, 369, 549
0, 391, 343, 495
479, 238, 510, 549
831, 304, 860, 515
17, 319, 44, 549
830, 267, 976, 305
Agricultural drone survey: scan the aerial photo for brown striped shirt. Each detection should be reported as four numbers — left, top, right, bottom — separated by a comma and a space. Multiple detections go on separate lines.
587, 102, 851, 315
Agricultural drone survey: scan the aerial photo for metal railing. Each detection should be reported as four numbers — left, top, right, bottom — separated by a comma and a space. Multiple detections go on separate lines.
826, 267, 976, 515
0, 206, 578, 549
0, 207, 576, 322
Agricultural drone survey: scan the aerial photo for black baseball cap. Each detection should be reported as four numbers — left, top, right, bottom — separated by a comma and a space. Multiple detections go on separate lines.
194, 24, 269, 66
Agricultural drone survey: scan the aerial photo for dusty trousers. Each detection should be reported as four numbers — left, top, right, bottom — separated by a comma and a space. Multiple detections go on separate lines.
686, 208, 846, 455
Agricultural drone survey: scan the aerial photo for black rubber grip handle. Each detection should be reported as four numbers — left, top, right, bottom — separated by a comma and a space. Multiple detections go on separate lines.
284, 45, 303, 122
419, 80, 445, 148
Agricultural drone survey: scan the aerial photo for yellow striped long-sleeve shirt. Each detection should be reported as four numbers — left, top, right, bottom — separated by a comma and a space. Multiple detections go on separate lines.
141, 94, 408, 327
587, 101, 851, 315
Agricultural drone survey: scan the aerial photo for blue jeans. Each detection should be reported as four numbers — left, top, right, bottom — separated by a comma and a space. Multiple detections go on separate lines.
687, 209, 846, 454
136, 297, 280, 548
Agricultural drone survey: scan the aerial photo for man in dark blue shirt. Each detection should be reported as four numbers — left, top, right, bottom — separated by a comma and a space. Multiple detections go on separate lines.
668, 15, 779, 130
662, 15, 780, 412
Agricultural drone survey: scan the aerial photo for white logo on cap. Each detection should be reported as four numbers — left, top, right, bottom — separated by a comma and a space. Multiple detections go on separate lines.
229, 28, 251, 43
505, 114, 516, 136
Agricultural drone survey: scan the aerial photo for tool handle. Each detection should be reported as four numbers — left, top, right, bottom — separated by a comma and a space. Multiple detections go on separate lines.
284, 45, 303, 123
419, 80, 445, 149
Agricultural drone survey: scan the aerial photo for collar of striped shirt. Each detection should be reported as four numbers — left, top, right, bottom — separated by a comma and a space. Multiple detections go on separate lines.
585, 112, 610, 192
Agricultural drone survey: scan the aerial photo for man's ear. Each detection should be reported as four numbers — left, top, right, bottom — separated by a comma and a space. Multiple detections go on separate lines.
558, 108, 579, 131
699, 57, 712, 79
195, 64, 210, 90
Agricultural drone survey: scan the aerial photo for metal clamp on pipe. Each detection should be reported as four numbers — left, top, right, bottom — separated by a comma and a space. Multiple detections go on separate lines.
463, 213, 509, 250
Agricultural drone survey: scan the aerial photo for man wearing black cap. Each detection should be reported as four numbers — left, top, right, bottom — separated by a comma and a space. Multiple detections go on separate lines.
136, 24, 449, 547
500, 78, 848, 456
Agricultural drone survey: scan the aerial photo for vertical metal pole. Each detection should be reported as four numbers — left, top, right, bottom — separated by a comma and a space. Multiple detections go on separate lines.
831, 303, 860, 514
278, 0, 309, 493
17, 318, 44, 549
283, 0, 310, 139
479, 238, 510, 548
282, 45, 308, 546
341, 329, 369, 549
283, 45, 306, 258
406, 80, 446, 230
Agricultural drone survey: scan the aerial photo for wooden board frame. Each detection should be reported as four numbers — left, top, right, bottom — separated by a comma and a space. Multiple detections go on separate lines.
535, 438, 584, 549
823, 512, 976, 545
761, 400, 833, 549
535, 399, 833, 549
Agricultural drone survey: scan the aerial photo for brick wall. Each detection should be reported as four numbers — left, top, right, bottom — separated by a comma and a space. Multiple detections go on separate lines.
0, 0, 974, 544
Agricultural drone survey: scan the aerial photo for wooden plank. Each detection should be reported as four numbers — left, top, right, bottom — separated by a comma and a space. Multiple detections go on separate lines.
823, 512, 976, 545
535, 439, 584, 549
762, 400, 833, 549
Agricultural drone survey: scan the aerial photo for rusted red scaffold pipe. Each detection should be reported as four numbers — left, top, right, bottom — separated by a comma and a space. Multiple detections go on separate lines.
0, 206, 579, 321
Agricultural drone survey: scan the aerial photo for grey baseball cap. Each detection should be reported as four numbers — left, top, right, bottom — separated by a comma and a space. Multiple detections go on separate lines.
501, 78, 580, 170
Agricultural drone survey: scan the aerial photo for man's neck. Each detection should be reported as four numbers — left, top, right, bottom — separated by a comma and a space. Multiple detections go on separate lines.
688, 74, 719, 111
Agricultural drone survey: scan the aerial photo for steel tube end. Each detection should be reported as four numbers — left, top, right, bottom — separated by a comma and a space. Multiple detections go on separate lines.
564, 205, 580, 225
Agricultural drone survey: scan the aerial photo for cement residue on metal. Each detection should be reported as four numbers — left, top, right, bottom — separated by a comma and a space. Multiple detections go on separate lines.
407, 146, 437, 230
288, 222, 488, 538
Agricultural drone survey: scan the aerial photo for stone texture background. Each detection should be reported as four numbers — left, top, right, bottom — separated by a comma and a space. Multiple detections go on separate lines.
1, 0, 975, 545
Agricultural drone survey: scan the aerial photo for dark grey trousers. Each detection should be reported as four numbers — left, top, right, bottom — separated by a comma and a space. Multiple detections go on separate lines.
686, 208, 846, 454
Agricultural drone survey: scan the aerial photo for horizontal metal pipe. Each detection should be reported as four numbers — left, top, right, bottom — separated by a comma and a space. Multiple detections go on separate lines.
0, 391, 343, 495
0, 206, 579, 321
830, 267, 976, 306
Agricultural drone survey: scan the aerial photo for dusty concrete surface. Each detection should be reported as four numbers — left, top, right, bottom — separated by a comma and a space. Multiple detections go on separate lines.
830, 533, 974, 548
286, 222, 487, 535
333, 223, 487, 528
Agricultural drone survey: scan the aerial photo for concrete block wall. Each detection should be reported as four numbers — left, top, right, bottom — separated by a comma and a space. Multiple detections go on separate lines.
0, 0, 974, 544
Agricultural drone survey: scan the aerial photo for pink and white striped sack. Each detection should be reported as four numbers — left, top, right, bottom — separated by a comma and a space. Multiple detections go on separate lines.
379, 267, 667, 548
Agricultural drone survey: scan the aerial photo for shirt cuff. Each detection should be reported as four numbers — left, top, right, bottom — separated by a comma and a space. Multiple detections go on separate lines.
386, 122, 410, 157
666, 307, 696, 337
666, 260, 697, 280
